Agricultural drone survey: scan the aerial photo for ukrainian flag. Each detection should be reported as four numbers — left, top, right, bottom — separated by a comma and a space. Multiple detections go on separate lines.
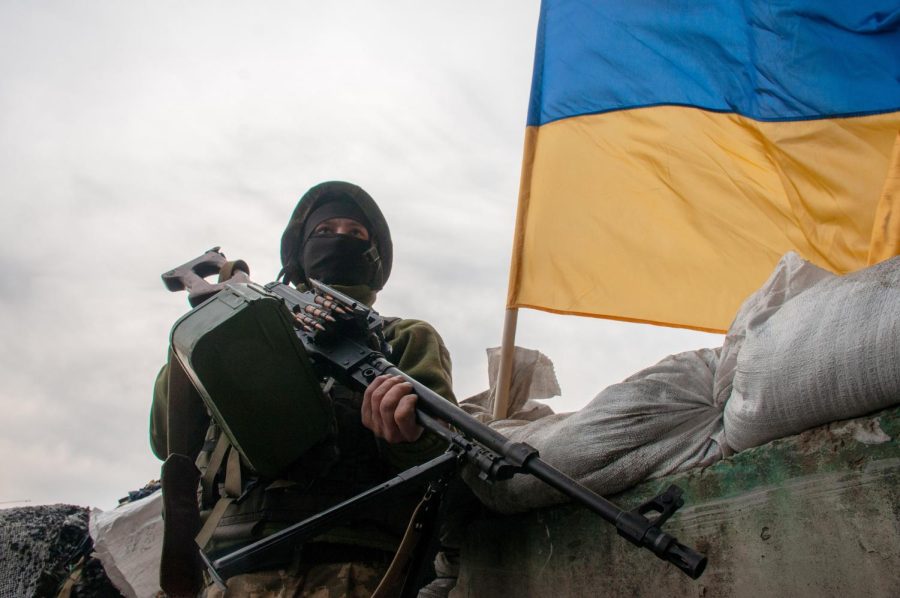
508, 1, 900, 332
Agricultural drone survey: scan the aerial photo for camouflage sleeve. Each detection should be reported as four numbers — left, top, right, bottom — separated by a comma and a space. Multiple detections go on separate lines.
149, 352, 209, 462
149, 363, 170, 460
380, 318, 457, 470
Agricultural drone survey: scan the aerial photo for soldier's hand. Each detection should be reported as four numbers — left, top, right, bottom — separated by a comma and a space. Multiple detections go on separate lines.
361, 375, 423, 443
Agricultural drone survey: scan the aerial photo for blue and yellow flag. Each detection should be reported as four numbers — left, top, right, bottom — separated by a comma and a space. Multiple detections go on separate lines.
508, 1, 900, 332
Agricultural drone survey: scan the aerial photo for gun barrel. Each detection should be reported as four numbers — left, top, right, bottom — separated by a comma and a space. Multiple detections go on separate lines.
384, 364, 707, 579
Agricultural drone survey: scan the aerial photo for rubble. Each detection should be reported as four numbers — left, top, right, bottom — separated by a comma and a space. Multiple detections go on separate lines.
0, 504, 120, 597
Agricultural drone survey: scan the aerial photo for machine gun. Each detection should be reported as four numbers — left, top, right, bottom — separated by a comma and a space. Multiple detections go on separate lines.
162, 248, 708, 584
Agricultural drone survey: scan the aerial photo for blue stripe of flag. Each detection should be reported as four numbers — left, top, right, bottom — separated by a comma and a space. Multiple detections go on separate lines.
527, 0, 900, 126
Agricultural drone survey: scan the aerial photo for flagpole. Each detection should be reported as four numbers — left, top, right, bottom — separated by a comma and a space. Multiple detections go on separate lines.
492, 307, 519, 419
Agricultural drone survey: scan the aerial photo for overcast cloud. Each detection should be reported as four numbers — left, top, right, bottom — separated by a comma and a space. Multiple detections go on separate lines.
0, 1, 721, 511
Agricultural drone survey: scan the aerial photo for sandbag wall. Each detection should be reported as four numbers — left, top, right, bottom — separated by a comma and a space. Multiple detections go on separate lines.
464, 253, 900, 514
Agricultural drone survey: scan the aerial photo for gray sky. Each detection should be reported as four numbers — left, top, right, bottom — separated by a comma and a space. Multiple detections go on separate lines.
0, 1, 721, 511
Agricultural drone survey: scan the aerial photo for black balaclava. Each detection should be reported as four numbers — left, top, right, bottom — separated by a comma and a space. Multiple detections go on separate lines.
280, 181, 393, 292
300, 198, 378, 286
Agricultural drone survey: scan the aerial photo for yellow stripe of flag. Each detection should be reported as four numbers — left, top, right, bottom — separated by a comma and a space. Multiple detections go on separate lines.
509, 108, 900, 332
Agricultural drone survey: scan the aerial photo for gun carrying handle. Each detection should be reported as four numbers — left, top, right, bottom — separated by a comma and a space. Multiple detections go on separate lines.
161, 247, 250, 306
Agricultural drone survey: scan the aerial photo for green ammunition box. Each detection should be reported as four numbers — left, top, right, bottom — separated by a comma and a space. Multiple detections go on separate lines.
170, 282, 332, 478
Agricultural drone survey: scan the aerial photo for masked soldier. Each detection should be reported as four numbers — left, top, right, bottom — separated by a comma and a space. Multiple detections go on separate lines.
150, 181, 456, 596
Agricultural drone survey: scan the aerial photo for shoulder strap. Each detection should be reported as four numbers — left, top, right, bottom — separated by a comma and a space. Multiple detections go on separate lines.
195, 433, 246, 552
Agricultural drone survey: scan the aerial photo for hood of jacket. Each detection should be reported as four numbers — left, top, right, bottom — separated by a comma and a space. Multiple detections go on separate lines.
279, 181, 393, 290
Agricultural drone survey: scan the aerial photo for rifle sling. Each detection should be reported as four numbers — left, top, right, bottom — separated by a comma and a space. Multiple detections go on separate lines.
372, 489, 439, 598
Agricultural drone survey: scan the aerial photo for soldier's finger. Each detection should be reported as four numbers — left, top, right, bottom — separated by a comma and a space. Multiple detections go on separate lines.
377, 381, 414, 442
370, 374, 403, 402
363, 375, 391, 435
394, 394, 422, 443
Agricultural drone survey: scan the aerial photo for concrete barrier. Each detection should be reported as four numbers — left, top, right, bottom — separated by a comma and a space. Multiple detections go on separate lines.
455, 406, 900, 597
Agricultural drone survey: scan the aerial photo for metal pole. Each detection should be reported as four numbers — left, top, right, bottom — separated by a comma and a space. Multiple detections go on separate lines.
492, 307, 519, 419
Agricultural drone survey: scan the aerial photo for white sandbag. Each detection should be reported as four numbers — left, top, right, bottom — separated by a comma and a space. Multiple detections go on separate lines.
89, 490, 163, 598
460, 346, 559, 424
463, 348, 726, 514
723, 253, 900, 452
714, 252, 834, 410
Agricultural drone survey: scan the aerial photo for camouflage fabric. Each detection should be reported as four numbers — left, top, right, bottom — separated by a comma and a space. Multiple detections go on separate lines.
201, 561, 387, 598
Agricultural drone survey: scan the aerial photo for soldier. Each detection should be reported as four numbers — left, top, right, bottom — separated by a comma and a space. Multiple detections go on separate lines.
151, 181, 456, 596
